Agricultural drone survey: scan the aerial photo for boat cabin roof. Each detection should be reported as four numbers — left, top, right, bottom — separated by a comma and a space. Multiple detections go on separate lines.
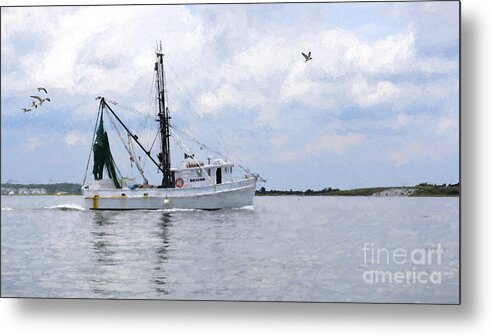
170, 158, 233, 172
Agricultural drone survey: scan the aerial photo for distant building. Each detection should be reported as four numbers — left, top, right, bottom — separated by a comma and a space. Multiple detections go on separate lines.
1, 188, 16, 195
17, 188, 30, 195
1, 187, 47, 195
31, 188, 48, 195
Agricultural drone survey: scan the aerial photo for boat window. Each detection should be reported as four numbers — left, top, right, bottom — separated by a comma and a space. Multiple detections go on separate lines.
216, 168, 222, 184
197, 169, 202, 177
207, 169, 211, 176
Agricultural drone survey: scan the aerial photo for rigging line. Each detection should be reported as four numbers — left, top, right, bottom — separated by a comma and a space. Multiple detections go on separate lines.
164, 59, 206, 119
127, 133, 149, 184
170, 124, 251, 174
106, 109, 134, 160
105, 107, 150, 184
105, 98, 154, 120
170, 124, 252, 175
105, 97, 156, 172
142, 70, 157, 149
149, 129, 160, 152
82, 102, 103, 185
164, 60, 249, 169
170, 129, 216, 185
102, 99, 165, 175
106, 111, 148, 184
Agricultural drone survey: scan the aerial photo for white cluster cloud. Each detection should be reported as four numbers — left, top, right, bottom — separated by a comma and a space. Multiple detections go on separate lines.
271, 132, 366, 163
191, 25, 457, 125
1, 6, 206, 98
436, 117, 458, 136
24, 135, 44, 152
64, 131, 91, 147
389, 140, 454, 167
350, 75, 400, 107
2, 5, 457, 118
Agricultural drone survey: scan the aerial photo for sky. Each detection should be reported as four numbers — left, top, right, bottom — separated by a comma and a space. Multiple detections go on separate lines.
1, 1, 459, 190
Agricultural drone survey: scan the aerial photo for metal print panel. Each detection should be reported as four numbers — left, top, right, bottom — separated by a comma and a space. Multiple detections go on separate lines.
1, 1, 460, 303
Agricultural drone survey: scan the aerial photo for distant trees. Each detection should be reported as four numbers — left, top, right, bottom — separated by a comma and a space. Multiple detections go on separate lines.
256, 183, 459, 197
256, 186, 340, 196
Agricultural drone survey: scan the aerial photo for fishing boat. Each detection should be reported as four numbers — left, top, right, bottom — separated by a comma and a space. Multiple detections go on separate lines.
81, 44, 260, 210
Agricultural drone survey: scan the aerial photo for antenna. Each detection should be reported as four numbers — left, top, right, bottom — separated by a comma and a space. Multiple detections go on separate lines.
156, 40, 165, 56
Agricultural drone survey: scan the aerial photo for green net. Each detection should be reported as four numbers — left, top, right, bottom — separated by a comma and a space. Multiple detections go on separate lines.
92, 111, 122, 188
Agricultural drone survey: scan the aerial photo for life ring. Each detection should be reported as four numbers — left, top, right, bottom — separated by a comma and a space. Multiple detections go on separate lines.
175, 178, 184, 188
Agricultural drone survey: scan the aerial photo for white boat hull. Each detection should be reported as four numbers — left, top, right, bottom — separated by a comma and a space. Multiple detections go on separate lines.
82, 177, 257, 210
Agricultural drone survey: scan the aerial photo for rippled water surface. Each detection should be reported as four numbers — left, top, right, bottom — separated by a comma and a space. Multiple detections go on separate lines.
1, 195, 459, 303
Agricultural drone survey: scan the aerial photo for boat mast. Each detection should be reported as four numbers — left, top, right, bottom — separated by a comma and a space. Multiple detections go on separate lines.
156, 42, 173, 188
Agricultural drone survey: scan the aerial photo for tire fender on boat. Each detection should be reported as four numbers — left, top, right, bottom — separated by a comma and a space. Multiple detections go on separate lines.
175, 178, 184, 188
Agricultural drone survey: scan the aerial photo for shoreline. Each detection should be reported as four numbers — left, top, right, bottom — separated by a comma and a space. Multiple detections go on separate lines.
1, 183, 459, 197
256, 184, 459, 197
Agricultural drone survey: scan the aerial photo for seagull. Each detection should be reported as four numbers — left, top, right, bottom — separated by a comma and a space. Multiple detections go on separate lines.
30, 96, 51, 105
22, 108, 31, 113
31, 101, 38, 109
37, 87, 48, 94
302, 51, 312, 63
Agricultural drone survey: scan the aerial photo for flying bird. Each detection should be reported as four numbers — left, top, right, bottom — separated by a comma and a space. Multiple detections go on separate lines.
31, 101, 38, 109
37, 87, 48, 94
302, 51, 312, 63
22, 108, 31, 113
30, 96, 51, 106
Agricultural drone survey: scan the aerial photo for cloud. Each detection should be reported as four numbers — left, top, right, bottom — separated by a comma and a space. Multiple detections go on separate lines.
393, 113, 414, 128
193, 28, 423, 115
350, 75, 400, 107
345, 31, 415, 74
269, 133, 289, 146
24, 136, 44, 152
436, 117, 457, 136
64, 131, 91, 146
1, 6, 206, 98
317, 133, 366, 154
2, 5, 457, 120
388, 140, 454, 167
272, 132, 366, 163
197, 84, 268, 113
416, 58, 459, 74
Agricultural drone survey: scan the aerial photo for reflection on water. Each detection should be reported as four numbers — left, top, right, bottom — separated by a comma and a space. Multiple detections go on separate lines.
91, 212, 118, 266
88, 211, 175, 297
154, 213, 172, 294
90, 212, 120, 296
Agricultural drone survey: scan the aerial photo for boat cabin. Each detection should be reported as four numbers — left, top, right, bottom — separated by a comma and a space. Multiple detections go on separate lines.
172, 158, 234, 189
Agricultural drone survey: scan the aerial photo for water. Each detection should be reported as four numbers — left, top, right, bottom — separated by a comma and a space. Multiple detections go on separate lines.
1, 195, 459, 303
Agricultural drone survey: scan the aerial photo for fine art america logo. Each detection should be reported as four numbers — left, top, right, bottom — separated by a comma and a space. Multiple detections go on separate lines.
362, 242, 444, 285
